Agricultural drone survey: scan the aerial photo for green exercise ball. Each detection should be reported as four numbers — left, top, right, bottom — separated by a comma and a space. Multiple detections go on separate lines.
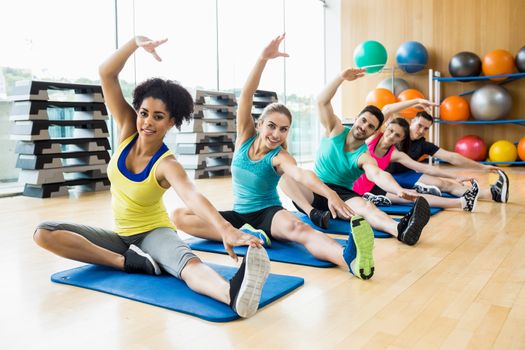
353, 40, 388, 73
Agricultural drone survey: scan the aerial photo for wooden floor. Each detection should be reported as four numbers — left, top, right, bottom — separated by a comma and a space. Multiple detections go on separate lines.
2, 165, 525, 349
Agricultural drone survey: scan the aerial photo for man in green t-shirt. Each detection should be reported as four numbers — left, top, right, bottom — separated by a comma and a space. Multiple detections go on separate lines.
280, 68, 431, 246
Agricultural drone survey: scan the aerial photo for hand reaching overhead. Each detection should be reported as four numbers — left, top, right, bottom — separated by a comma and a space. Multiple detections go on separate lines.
135, 36, 168, 62
261, 33, 289, 60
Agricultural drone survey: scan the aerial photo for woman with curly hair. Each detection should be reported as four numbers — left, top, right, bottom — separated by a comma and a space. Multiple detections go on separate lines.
33, 36, 270, 318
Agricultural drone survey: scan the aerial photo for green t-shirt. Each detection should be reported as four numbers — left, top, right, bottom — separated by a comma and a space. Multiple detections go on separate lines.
313, 127, 367, 189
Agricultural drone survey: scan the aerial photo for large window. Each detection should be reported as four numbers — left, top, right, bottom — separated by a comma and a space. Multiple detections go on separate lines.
0, 0, 325, 189
0, 0, 114, 188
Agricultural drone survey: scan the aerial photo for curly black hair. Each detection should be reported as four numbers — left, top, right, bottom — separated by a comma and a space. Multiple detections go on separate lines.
132, 78, 194, 130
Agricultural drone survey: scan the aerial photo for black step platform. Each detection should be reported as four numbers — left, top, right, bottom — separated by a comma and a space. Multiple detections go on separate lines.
15, 138, 111, 155
23, 178, 110, 198
16, 150, 111, 170
10, 100, 108, 121
11, 120, 109, 141
175, 142, 234, 155
10, 80, 104, 102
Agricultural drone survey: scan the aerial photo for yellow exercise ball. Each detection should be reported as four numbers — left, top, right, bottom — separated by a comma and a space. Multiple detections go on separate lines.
488, 140, 517, 165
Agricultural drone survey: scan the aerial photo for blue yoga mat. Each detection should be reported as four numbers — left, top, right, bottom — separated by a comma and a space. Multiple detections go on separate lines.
51, 263, 303, 323
188, 237, 347, 268
292, 211, 393, 238
378, 204, 443, 216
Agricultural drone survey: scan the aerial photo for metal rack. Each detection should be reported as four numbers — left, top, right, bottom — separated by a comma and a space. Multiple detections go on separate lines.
427, 70, 525, 165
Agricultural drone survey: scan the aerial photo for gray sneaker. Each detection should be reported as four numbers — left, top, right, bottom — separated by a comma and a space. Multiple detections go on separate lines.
414, 182, 442, 196
490, 170, 509, 203
462, 180, 480, 212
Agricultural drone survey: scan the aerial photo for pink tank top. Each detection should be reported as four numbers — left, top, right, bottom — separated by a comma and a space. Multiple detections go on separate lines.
352, 132, 395, 195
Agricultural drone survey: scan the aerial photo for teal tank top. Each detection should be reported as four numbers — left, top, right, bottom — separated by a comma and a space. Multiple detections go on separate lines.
232, 135, 283, 213
313, 127, 367, 189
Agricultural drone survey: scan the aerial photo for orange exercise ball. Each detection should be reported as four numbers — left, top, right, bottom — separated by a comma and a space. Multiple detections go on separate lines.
397, 88, 425, 117
440, 95, 470, 121
365, 88, 397, 109
518, 136, 525, 161
489, 140, 517, 165
482, 49, 516, 81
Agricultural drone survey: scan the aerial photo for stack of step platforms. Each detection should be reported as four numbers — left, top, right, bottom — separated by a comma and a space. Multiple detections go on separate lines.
10, 80, 111, 198
176, 89, 236, 179
251, 89, 278, 120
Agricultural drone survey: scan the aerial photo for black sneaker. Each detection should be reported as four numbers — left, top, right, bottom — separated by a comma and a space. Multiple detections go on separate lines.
309, 208, 331, 229
123, 244, 161, 275
414, 182, 442, 196
462, 180, 480, 212
490, 170, 509, 203
397, 197, 431, 246
229, 246, 270, 318
363, 192, 392, 206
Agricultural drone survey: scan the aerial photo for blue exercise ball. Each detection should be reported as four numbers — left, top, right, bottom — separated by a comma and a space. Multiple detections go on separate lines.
448, 51, 482, 81
516, 45, 525, 72
396, 41, 428, 73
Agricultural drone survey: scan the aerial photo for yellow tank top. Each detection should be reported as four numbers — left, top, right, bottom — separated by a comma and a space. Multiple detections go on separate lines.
107, 133, 176, 236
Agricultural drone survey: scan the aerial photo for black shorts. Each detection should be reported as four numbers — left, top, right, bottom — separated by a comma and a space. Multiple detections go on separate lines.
219, 206, 285, 238
293, 182, 360, 214
368, 185, 387, 196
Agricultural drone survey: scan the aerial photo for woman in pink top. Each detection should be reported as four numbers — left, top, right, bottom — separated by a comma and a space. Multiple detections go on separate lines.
353, 117, 481, 212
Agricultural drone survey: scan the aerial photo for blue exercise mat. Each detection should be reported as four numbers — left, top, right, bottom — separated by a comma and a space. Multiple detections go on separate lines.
51, 263, 303, 323
187, 237, 347, 268
292, 211, 392, 238
378, 204, 443, 216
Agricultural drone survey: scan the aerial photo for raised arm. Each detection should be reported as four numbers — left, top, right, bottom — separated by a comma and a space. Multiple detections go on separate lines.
236, 34, 289, 145
98, 36, 167, 143
275, 152, 354, 219
317, 68, 366, 137
381, 98, 438, 122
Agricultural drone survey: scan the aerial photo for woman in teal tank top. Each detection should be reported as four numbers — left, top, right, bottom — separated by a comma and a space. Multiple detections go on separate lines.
173, 34, 376, 280
34, 35, 272, 319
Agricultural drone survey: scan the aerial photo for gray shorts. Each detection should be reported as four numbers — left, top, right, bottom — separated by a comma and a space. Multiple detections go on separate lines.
36, 221, 197, 279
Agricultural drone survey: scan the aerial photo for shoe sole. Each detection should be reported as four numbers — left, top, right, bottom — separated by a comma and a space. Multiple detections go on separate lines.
416, 185, 442, 197
129, 244, 161, 275
240, 224, 272, 247
498, 170, 509, 203
234, 246, 270, 318
402, 197, 430, 246
470, 181, 480, 212
349, 216, 375, 280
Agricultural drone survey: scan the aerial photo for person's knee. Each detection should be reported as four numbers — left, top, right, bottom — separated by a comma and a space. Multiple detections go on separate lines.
33, 228, 53, 248
171, 208, 191, 227
346, 197, 370, 215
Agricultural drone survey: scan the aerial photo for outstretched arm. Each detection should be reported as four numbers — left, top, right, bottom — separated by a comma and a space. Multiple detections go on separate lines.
392, 149, 474, 183
99, 36, 167, 143
236, 34, 289, 146
317, 68, 366, 137
158, 158, 263, 261
359, 153, 418, 201
382, 98, 438, 122
433, 148, 500, 173
276, 152, 354, 219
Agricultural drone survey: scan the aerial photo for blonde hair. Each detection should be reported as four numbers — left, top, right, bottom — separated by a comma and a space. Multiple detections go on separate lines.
257, 102, 292, 149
